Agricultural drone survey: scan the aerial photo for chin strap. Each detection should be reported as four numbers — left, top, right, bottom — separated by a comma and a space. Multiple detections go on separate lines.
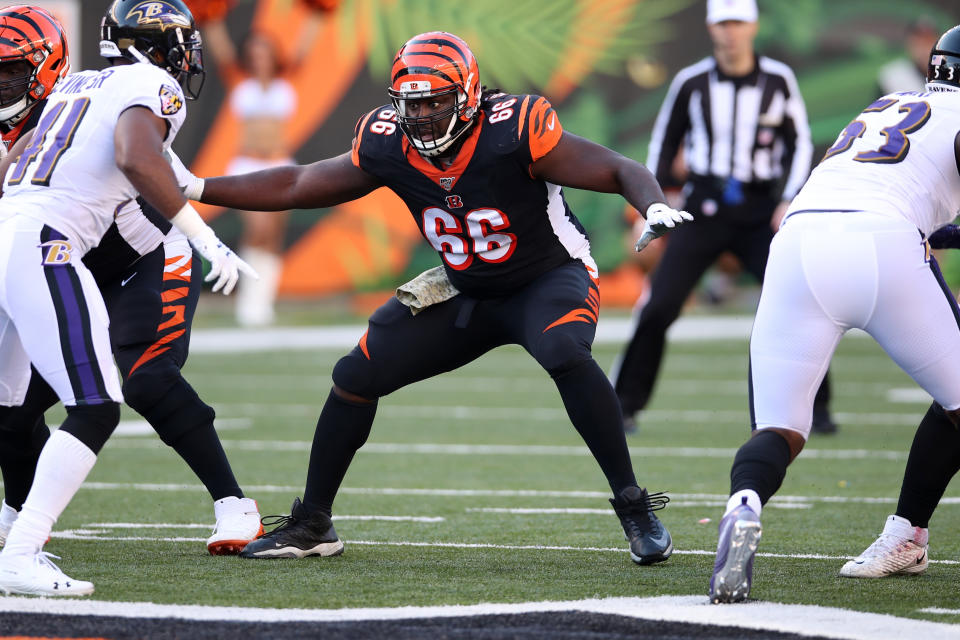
0, 96, 31, 128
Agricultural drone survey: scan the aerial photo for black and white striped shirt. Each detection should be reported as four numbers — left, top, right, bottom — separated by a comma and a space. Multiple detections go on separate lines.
648, 55, 813, 202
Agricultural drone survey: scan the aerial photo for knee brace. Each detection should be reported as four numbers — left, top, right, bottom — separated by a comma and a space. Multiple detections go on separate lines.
535, 332, 592, 378
331, 348, 380, 400
124, 363, 214, 447
730, 429, 792, 505
59, 402, 121, 454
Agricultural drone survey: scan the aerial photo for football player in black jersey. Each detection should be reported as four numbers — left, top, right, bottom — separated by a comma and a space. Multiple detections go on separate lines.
180, 31, 692, 564
0, 2, 262, 558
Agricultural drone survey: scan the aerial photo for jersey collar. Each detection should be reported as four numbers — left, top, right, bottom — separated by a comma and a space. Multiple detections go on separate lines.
402, 114, 485, 190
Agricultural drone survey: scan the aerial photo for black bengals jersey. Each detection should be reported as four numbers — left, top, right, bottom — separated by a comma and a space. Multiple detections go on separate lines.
351, 93, 596, 298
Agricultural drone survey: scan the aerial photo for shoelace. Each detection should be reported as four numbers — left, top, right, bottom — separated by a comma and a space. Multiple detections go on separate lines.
260, 512, 299, 536
618, 491, 670, 535
861, 533, 911, 557
35, 551, 65, 573
644, 491, 670, 512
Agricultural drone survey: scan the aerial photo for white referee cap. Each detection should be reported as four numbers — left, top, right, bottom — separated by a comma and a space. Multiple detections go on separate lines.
706, 0, 758, 24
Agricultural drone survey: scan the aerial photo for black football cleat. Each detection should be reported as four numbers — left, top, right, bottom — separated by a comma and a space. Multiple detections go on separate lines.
239, 498, 344, 559
610, 486, 672, 565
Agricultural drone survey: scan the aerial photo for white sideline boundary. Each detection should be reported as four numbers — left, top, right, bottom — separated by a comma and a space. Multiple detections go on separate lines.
0, 594, 956, 639
187, 316, 872, 352
188, 315, 769, 352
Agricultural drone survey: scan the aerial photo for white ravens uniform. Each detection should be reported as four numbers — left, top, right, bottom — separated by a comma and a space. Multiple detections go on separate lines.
0, 62, 186, 407
751, 85, 960, 436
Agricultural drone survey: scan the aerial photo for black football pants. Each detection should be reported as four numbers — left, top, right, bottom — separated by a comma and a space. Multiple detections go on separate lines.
308, 260, 641, 509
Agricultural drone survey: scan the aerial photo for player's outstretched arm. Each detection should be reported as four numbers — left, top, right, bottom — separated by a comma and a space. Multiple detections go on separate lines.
115, 106, 257, 295
195, 151, 382, 211
531, 131, 692, 252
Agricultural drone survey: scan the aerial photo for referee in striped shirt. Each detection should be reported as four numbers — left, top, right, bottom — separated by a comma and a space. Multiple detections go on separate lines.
613, 0, 837, 434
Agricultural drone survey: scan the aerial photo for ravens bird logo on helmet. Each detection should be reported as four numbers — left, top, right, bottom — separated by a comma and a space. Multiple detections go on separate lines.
123, 2, 193, 30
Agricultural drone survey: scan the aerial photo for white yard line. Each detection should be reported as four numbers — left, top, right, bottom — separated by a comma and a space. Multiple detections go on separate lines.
114, 418, 251, 436
0, 594, 955, 639
85, 516, 445, 528
7, 480, 957, 505
921, 608, 960, 615
37, 528, 960, 566
172, 401, 928, 426
192, 375, 907, 400
103, 438, 912, 461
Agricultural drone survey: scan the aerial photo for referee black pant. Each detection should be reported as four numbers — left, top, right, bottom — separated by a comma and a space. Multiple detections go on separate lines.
613, 212, 831, 417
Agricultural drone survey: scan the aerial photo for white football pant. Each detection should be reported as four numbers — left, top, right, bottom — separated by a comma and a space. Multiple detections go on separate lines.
0, 216, 122, 407
750, 211, 960, 438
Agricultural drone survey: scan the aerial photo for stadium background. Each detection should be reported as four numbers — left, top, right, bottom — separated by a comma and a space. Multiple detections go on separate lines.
35, 0, 960, 304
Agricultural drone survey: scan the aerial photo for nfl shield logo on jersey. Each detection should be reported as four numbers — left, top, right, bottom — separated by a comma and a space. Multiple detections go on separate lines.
439, 176, 456, 191
158, 84, 183, 115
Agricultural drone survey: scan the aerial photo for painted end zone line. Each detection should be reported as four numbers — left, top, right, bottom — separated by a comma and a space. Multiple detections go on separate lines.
0, 595, 955, 640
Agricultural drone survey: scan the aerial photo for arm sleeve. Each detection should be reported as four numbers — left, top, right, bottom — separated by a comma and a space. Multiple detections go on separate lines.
778, 66, 813, 201
647, 72, 691, 187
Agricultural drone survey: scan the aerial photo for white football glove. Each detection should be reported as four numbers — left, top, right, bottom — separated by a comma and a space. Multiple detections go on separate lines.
634, 202, 694, 252
189, 226, 258, 295
170, 203, 258, 296
164, 148, 205, 201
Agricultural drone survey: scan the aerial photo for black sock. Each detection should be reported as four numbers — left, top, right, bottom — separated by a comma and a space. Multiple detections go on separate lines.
0, 415, 50, 510
896, 403, 960, 528
302, 389, 377, 515
169, 426, 243, 501
553, 359, 637, 494
136, 378, 243, 501
730, 430, 792, 505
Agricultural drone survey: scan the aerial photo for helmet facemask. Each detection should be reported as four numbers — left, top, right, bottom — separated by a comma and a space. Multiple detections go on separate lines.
0, 58, 36, 122
388, 81, 476, 157
163, 27, 204, 100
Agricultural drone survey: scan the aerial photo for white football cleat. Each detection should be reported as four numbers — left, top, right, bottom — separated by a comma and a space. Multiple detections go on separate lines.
207, 496, 263, 555
0, 501, 18, 546
840, 515, 928, 578
0, 551, 94, 596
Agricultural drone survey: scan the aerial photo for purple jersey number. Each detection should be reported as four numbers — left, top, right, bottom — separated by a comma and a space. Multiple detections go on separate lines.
822, 97, 931, 165
7, 97, 91, 187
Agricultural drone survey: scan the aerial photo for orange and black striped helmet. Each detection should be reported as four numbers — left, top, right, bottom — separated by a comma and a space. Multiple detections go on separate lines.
0, 5, 69, 125
387, 31, 481, 157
